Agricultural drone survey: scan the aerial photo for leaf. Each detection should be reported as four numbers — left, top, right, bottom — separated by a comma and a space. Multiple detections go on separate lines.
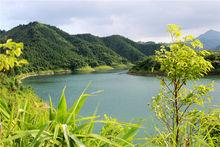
0, 130, 43, 143
56, 87, 67, 123
66, 83, 92, 124
88, 134, 121, 147
191, 39, 203, 49
18, 59, 28, 65
62, 124, 70, 147
30, 124, 49, 146
49, 96, 55, 121
69, 133, 86, 147
14, 48, 22, 56
87, 104, 99, 134
66, 93, 91, 124
122, 127, 139, 140
6, 39, 12, 43
184, 35, 194, 41
53, 124, 60, 140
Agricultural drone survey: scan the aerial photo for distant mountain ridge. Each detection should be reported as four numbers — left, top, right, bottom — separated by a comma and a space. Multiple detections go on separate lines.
197, 29, 220, 50
0, 21, 162, 73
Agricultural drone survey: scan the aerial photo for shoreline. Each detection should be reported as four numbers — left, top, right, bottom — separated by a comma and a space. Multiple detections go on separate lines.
127, 70, 164, 77
128, 70, 220, 77
16, 69, 73, 81
17, 65, 130, 81
18, 68, 220, 82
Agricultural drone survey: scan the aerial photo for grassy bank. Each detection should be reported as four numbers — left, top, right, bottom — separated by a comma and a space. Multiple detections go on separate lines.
128, 68, 220, 77
75, 64, 130, 73
16, 69, 72, 81
94, 65, 113, 71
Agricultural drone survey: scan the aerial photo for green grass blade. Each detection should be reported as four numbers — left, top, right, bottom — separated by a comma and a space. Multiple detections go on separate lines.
122, 127, 139, 140
76, 134, 121, 147
66, 93, 91, 124
87, 103, 99, 134
49, 96, 55, 121
53, 124, 60, 141
0, 130, 41, 143
30, 124, 49, 146
56, 86, 67, 123
69, 133, 86, 147
62, 124, 70, 147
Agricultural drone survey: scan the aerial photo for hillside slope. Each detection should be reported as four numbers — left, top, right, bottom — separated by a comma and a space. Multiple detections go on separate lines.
197, 30, 220, 50
0, 22, 162, 73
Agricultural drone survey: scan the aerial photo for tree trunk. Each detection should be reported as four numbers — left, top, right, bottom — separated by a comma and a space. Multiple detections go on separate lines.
174, 80, 179, 146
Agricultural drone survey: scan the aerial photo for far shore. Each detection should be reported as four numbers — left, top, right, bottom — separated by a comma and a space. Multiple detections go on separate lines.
128, 70, 220, 77
17, 64, 131, 81
16, 69, 73, 81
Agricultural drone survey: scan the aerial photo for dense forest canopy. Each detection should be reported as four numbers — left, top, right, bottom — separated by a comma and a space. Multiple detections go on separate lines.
0, 22, 162, 74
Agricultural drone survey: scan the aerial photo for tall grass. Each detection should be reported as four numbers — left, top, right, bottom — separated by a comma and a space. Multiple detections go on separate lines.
0, 79, 140, 146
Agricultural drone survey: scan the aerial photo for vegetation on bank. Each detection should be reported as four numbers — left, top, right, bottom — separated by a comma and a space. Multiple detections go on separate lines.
93, 65, 113, 71
129, 51, 220, 76
0, 24, 219, 146
16, 69, 72, 81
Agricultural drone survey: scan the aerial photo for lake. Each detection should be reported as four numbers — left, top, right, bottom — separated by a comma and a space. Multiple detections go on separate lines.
23, 70, 220, 133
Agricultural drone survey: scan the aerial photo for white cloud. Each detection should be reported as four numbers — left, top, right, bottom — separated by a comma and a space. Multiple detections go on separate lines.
1, 0, 220, 42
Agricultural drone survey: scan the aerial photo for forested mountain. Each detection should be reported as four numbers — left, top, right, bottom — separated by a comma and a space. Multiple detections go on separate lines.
197, 29, 220, 50
0, 22, 162, 73
215, 45, 220, 50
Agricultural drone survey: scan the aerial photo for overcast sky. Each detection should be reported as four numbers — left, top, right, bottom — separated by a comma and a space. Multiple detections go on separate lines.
0, 0, 220, 42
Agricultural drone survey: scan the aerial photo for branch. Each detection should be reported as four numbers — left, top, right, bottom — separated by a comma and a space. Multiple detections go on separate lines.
179, 102, 193, 122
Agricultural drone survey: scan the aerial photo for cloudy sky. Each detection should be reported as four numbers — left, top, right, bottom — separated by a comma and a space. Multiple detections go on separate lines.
0, 0, 220, 42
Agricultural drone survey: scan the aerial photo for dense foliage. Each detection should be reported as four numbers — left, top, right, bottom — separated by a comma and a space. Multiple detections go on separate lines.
0, 22, 162, 74
205, 52, 220, 73
0, 39, 27, 72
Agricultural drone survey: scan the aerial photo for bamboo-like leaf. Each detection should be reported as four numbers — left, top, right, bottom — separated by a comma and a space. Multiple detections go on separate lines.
122, 127, 139, 140
69, 133, 86, 147
67, 93, 91, 124
56, 87, 67, 123
30, 124, 49, 146
66, 83, 92, 124
76, 134, 121, 147
87, 104, 99, 134
53, 124, 60, 141
0, 101, 10, 119
21, 100, 28, 129
49, 96, 55, 121
62, 124, 70, 147
0, 130, 48, 143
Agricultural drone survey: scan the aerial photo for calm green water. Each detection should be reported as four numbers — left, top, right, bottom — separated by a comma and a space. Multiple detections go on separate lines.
23, 70, 220, 132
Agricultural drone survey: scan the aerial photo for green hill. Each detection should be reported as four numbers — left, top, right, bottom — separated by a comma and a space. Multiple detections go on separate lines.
0, 22, 162, 73
102, 35, 145, 62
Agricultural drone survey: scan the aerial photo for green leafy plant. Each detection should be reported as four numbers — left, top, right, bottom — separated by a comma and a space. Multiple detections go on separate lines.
151, 24, 217, 146
0, 39, 28, 72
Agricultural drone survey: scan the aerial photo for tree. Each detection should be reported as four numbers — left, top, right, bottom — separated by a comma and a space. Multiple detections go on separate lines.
0, 39, 28, 73
152, 24, 213, 146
